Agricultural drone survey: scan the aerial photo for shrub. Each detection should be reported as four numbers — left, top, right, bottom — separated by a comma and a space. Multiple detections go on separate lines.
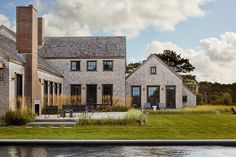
210, 92, 233, 105
5, 110, 35, 126
197, 93, 204, 105
95, 105, 130, 112
111, 105, 130, 112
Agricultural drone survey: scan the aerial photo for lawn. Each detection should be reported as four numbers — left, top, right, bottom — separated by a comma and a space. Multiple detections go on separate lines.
1, 114, 236, 139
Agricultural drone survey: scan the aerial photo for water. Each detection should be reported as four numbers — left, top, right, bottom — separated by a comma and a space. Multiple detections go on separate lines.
0, 146, 236, 157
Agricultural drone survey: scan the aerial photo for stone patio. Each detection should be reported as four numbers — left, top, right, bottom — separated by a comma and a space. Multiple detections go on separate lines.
27, 112, 128, 127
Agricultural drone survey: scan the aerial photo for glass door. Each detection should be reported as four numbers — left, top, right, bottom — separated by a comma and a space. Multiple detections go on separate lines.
87, 85, 97, 104
131, 86, 141, 108
147, 86, 160, 107
166, 86, 176, 108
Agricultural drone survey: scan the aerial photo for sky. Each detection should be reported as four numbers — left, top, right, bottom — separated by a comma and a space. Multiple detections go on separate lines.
0, 0, 236, 83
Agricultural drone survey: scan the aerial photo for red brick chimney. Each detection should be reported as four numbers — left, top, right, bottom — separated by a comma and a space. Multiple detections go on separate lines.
16, 5, 41, 111
38, 17, 45, 46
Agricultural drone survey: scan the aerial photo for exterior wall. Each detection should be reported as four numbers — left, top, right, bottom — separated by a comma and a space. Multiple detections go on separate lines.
46, 58, 126, 105
182, 85, 196, 107
125, 56, 183, 109
8, 62, 25, 111
0, 55, 9, 115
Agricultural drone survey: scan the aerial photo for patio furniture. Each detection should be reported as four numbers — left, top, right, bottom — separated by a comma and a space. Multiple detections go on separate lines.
152, 105, 157, 111
62, 109, 73, 118
44, 106, 59, 118
159, 103, 165, 109
231, 108, 236, 114
142, 103, 152, 111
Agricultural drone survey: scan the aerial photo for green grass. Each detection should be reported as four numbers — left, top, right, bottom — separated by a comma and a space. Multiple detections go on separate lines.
1, 114, 236, 139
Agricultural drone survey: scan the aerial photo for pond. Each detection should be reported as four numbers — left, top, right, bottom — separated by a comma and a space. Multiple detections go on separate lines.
0, 146, 236, 157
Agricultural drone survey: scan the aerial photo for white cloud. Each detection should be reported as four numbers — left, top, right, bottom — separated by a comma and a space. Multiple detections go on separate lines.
145, 32, 236, 83
0, 13, 11, 27
39, 0, 211, 37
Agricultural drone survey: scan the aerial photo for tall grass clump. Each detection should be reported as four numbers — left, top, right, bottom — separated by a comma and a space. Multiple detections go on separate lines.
146, 105, 235, 115
78, 109, 147, 125
5, 110, 35, 126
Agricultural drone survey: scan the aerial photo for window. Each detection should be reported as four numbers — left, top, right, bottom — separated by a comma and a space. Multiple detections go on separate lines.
87, 61, 97, 71
71, 61, 80, 71
147, 86, 160, 106
103, 60, 113, 71
150, 67, 157, 74
102, 84, 113, 105
71, 85, 81, 104
183, 96, 188, 103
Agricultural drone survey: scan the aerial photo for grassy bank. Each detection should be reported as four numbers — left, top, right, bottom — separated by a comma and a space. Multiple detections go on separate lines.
0, 114, 236, 139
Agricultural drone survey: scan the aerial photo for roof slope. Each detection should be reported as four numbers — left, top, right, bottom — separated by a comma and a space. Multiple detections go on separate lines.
39, 36, 126, 58
0, 33, 63, 77
126, 54, 182, 80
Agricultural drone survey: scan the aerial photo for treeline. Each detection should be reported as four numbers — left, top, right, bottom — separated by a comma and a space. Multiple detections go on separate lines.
198, 82, 236, 105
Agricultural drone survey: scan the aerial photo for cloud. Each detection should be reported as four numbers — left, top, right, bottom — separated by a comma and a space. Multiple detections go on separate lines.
0, 13, 11, 27
145, 32, 236, 83
39, 0, 211, 37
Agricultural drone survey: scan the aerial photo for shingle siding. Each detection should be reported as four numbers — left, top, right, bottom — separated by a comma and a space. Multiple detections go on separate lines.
126, 55, 184, 109
38, 37, 126, 58
46, 58, 126, 105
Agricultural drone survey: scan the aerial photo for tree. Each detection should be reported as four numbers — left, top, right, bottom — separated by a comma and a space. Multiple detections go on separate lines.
156, 50, 195, 73
126, 62, 142, 73
197, 93, 204, 105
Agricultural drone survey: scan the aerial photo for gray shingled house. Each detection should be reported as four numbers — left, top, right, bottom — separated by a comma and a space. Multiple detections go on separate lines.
0, 5, 196, 115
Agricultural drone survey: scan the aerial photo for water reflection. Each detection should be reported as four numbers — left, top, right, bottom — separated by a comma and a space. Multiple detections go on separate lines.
0, 146, 236, 157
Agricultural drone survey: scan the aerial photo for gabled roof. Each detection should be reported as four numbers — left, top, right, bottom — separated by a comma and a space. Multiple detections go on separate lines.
0, 25, 16, 41
38, 36, 126, 58
126, 54, 182, 80
0, 33, 63, 77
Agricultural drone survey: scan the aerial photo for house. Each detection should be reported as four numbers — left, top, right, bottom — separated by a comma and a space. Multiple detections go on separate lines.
125, 54, 196, 109
0, 5, 196, 115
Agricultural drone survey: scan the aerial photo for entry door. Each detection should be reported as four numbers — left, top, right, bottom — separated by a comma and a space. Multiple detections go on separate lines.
87, 85, 97, 104
166, 86, 176, 108
131, 86, 141, 108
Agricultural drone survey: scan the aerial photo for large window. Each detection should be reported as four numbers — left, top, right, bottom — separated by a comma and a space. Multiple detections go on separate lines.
16, 74, 23, 109
71, 85, 81, 104
50, 82, 53, 105
103, 60, 113, 71
102, 84, 113, 105
71, 61, 80, 71
166, 86, 176, 108
131, 86, 141, 108
147, 86, 160, 106
87, 61, 97, 71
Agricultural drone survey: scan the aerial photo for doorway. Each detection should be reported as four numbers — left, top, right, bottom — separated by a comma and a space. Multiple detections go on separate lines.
87, 85, 97, 104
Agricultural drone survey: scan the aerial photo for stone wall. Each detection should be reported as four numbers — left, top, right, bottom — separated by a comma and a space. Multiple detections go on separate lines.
46, 58, 126, 105
125, 55, 183, 109
182, 85, 196, 107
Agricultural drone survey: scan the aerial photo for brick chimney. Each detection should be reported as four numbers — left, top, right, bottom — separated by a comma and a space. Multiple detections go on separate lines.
16, 5, 41, 111
38, 17, 45, 46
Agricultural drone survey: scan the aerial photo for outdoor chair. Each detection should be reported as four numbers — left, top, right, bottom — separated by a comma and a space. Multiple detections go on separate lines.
231, 108, 236, 115
44, 106, 59, 118
142, 103, 152, 111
